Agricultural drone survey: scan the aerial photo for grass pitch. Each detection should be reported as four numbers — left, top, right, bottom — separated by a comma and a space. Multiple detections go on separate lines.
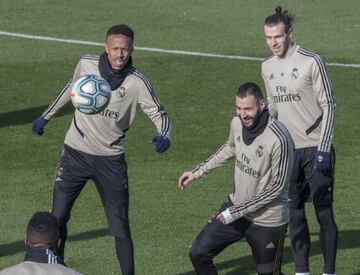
1, 1, 360, 274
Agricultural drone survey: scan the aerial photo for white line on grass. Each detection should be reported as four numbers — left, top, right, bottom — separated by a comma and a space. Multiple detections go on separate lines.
1, 30, 359, 68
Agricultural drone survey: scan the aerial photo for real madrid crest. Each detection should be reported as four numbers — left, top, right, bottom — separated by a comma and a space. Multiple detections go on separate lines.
255, 145, 264, 158
116, 87, 126, 98
291, 68, 299, 80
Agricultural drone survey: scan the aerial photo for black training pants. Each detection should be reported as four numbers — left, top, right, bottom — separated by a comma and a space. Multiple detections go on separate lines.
51, 145, 131, 256
189, 201, 287, 275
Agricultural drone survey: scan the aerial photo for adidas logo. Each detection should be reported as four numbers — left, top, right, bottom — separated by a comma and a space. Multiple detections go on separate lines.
265, 242, 275, 249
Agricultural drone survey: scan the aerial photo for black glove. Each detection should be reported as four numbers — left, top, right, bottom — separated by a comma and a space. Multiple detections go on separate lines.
314, 151, 331, 175
32, 116, 48, 136
152, 136, 170, 153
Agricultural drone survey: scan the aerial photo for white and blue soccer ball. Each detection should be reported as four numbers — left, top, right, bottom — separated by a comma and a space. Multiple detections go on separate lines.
70, 75, 112, 114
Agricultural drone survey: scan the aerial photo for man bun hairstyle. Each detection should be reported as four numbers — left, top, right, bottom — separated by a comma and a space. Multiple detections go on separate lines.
106, 24, 134, 40
264, 6, 295, 33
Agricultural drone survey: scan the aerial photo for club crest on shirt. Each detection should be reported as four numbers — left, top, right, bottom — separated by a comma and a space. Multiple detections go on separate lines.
236, 136, 241, 143
255, 145, 264, 158
291, 68, 299, 79
116, 87, 126, 98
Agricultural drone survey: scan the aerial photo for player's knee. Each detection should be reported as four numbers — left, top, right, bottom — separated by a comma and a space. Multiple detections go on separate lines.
290, 207, 306, 226
189, 241, 208, 264
257, 261, 281, 275
314, 204, 337, 230
51, 210, 70, 227
110, 223, 131, 239
189, 243, 200, 262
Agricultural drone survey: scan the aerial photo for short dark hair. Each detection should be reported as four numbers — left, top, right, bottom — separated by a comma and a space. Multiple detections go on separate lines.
236, 82, 264, 105
264, 6, 295, 33
26, 212, 59, 247
106, 24, 134, 40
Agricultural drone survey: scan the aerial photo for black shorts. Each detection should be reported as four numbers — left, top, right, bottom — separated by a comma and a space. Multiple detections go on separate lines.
191, 201, 287, 273
289, 146, 335, 208
51, 145, 130, 238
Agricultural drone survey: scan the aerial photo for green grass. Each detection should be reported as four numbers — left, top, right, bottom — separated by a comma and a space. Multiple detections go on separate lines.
1, 1, 360, 274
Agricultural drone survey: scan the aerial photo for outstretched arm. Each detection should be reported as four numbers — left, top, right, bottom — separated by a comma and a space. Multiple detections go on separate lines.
178, 171, 195, 189
32, 80, 72, 136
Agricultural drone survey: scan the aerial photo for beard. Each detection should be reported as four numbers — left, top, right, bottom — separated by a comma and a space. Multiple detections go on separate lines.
239, 108, 262, 130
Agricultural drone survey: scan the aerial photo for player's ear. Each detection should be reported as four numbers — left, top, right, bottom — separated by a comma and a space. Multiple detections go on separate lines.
25, 239, 31, 249
259, 99, 266, 110
129, 40, 134, 55
287, 27, 293, 39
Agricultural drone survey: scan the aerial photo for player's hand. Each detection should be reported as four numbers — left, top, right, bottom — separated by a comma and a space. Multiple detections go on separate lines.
216, 212, 226, 224
152, 135, 170, 153
314, 151, 331, 175
178, 171, 194, 189
216, 208, 235, 224
32, 116, 48, 136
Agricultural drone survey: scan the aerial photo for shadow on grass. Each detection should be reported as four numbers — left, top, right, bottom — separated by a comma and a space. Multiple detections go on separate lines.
0, 104, 74, 128
0, 228, 109, 257
176, 229, 360, 275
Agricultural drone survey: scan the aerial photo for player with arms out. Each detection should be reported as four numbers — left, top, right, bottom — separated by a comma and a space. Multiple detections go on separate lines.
31, 24, 172, 275
179, 82, 294, 275
262, 7, 338, 275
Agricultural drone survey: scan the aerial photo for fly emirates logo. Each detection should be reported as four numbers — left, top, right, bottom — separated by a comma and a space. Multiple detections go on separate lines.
273, 85, 301, 103
236, 153, 261, 179
98, 108, 119, 120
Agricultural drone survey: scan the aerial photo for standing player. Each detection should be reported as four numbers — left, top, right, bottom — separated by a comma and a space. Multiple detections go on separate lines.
178, 82, 294, 275
31, 24, 172, 275
262, 7, 338, 275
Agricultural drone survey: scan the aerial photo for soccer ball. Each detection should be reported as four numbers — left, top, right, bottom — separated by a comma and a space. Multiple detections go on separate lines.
70, 75, 112, 114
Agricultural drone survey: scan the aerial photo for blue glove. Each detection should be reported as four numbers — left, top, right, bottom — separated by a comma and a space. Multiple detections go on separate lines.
32, 116, 48, 136
314, 151, 331, 175
152, 136, 170, 153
